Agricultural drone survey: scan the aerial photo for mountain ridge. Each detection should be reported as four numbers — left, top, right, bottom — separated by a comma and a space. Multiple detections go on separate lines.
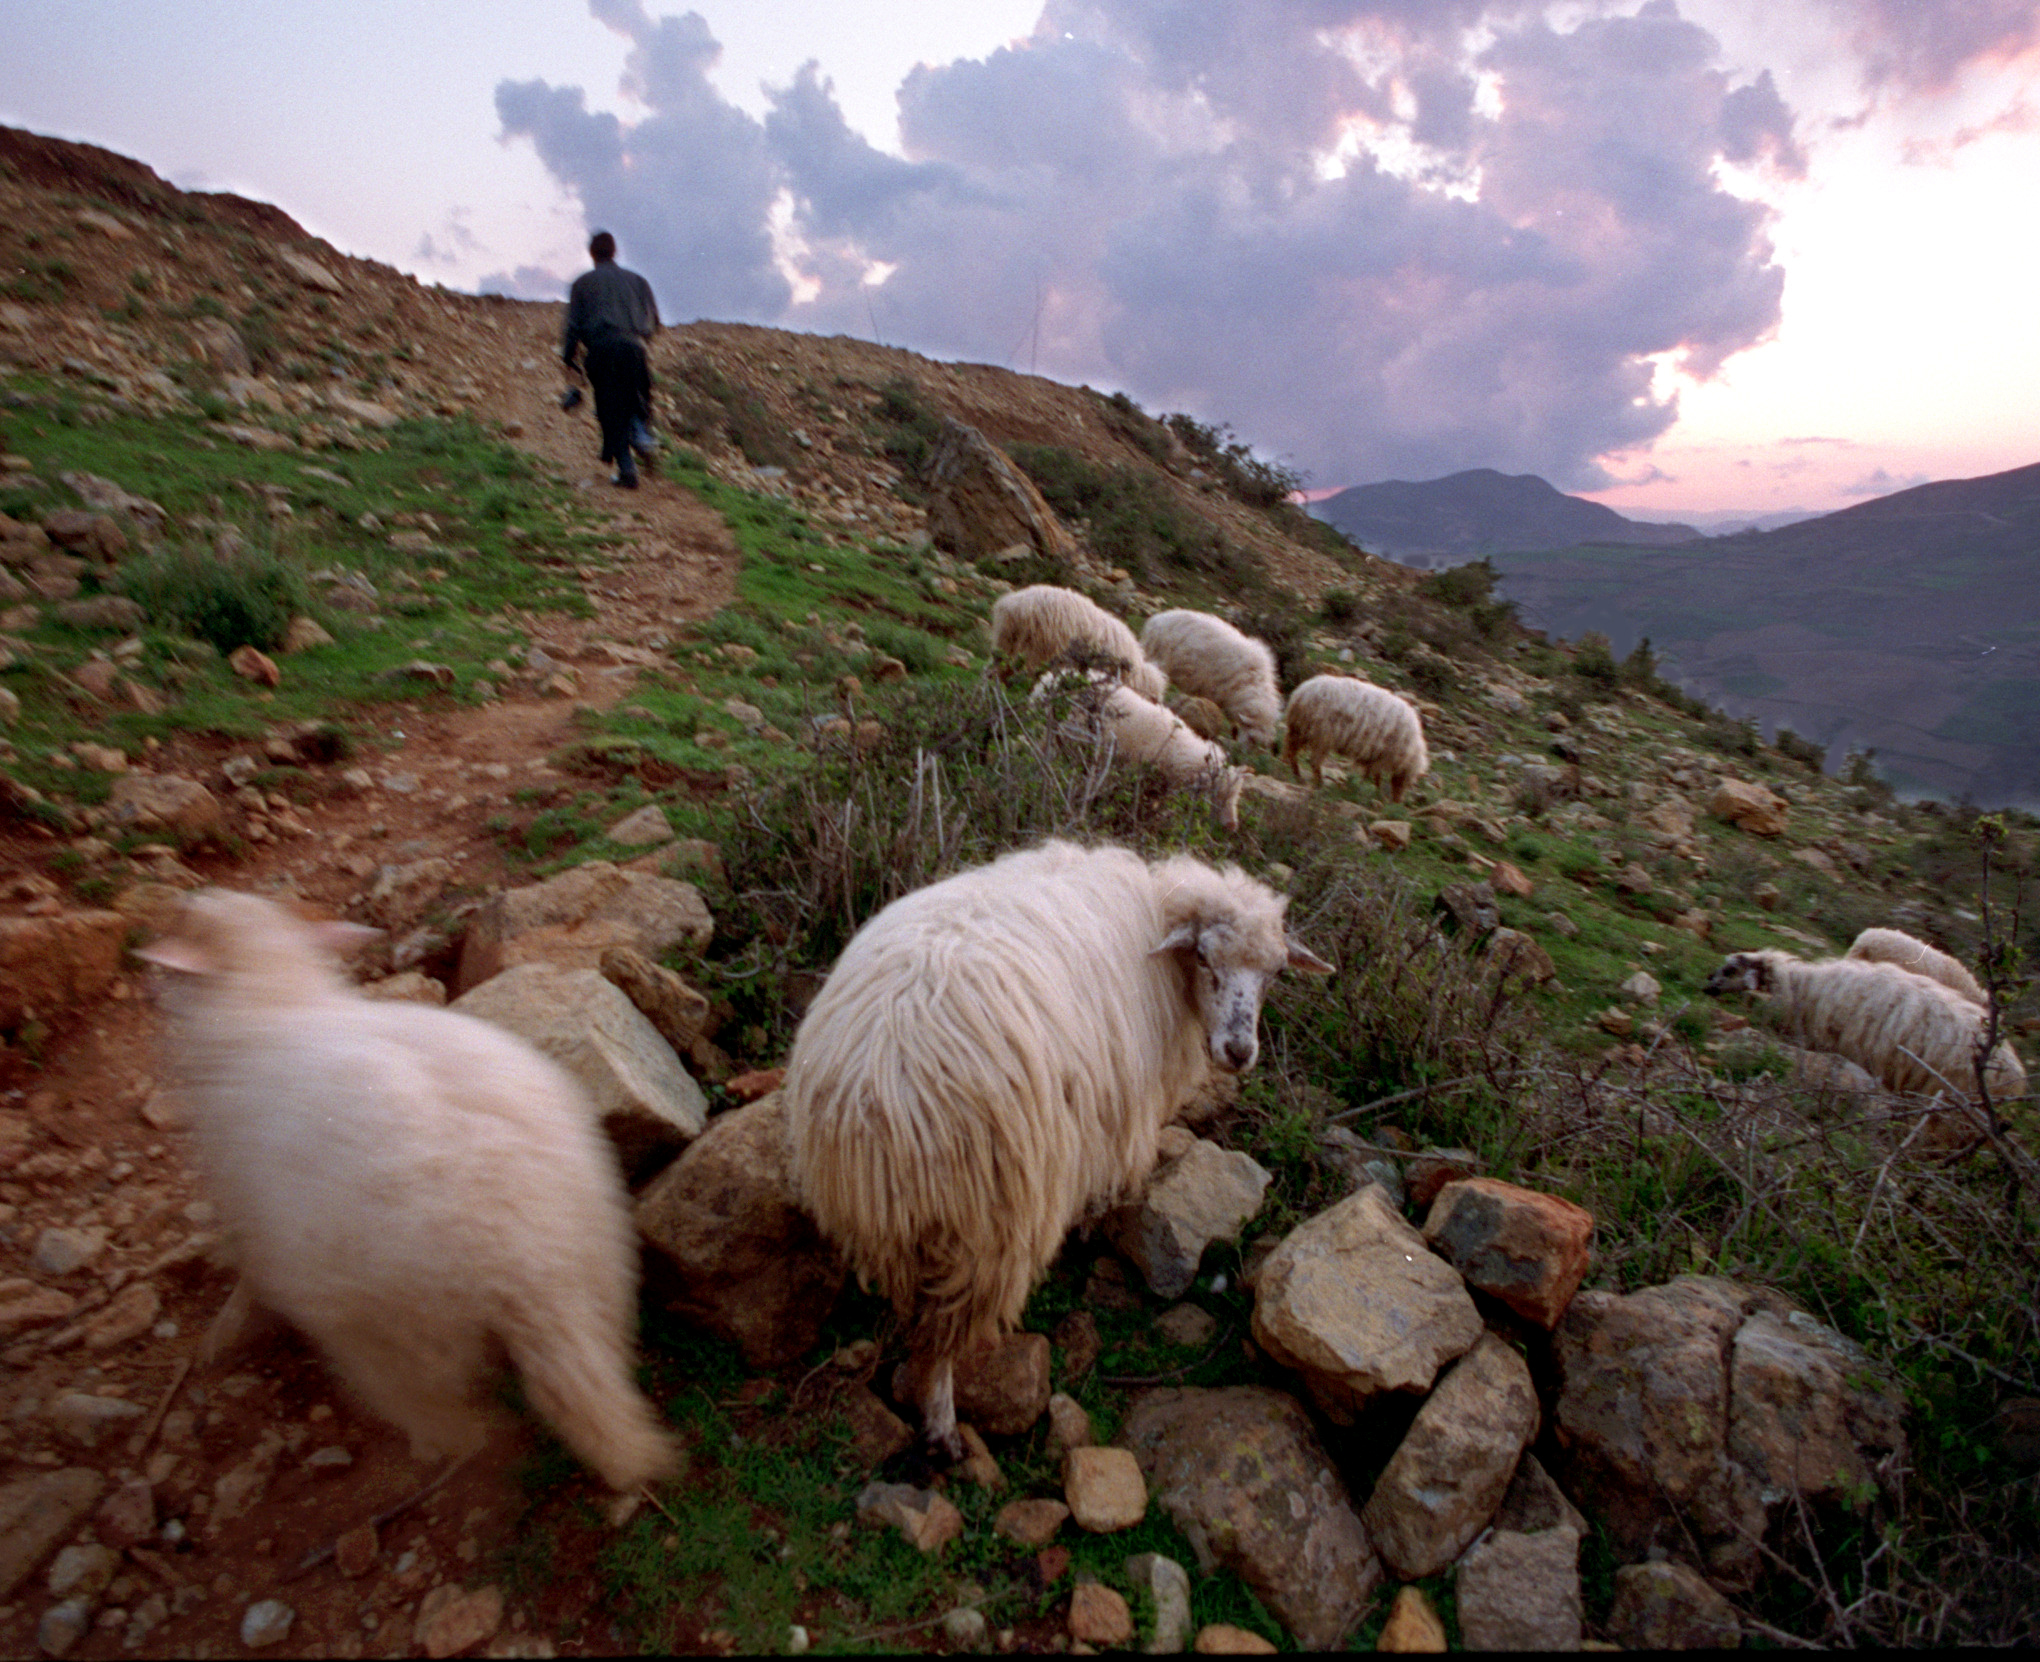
1312, 467, 1702, 560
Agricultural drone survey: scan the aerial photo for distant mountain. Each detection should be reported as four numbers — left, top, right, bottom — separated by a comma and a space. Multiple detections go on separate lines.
1311, 468, 1701, 561
1625, 506, 1824, 535
1494, 461, 2040, 807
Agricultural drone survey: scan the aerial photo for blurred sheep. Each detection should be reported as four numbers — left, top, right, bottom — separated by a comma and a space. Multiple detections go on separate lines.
1282, 674, 1430, 801
1139, 609, 1282, 747
990, 583, 1168, 701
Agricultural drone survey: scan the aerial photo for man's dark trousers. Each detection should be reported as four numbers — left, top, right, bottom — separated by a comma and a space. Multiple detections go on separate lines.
584, 331, 650, 479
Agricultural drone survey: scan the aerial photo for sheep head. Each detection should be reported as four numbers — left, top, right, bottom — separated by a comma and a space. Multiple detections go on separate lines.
1151, 864, 1333, 1073
1704, 951, 1776, 997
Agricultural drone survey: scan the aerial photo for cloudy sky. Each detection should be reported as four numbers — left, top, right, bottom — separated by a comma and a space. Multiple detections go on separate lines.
3, 1, 2036, 518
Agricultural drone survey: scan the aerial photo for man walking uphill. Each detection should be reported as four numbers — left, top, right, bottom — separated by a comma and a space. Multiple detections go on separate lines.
562, 230, 659, 488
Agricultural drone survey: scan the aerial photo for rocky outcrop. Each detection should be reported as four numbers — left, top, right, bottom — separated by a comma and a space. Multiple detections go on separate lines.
923, 418, 1080, 565
1552, 1275, 1903, 1588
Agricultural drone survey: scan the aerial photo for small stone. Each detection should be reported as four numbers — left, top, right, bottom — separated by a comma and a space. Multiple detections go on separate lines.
1489, 860, 1534, 897
958, 1424, 1005, 1491
1154, 1304, 1218, 1349
1620, 971, 1662, 1005
240, 1598, 295, 1649
1124, 1552, 1192, 1654
30, 1228, 107, 1278
1456, 1527, 1583, 1650
1193, 1625, 1277, 1654
45, 1393, 144, 1449
1064, 1446, 1147, 1532
993, 1498, 1070, 1548
1596, 1007, 1634, 1037
82, 1280, 159, 1351
1375, 1585, 1447, 1651
1053, 1310, 1101, 1383
334, 1524, 378, 1578
415, 1583, 505, 1659
1045, 1392, 1094, 1456
943, 1606, 989, 1649
47, 1542, 119, 1600
605, 805, 673, 847
37, 1599, 91, 1657
1069, 1581, 1134, 1647
302, 1445, 355, 1473
92, 1477, 154, 1550
228, 645, 281, 687
1370, 821, 1412, 852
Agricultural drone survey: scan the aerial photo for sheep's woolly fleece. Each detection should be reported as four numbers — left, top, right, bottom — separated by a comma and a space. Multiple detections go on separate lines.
990, 583, 1168, 702
1706, 948, 2026, 1108
1139, 608, 1282, 747
781, 840, 1320, 1447
1845, 926, 1988, 1007
1098, 683, 1244, 830
140, 889, 677, 1492
1282, 674, 1431, 801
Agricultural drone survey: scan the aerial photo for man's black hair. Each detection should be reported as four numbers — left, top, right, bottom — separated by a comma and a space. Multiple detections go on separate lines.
588, 230, 617, 262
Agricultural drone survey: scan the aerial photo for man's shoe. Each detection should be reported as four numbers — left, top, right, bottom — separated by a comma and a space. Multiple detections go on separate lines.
611, 468, 639, 489
630, 419, 658, 458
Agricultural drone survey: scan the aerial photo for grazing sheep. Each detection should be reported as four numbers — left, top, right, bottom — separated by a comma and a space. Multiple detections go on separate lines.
990, 584, 1168, 701
1845, 926, 1987, 1007
1091, 682, 1245, 832
1704, 948, 2026, 1112
782, 839, 1331, 1460
1139, 609, 1282, 747
139, 891, 677, 1491
1282, 674, 1430, 801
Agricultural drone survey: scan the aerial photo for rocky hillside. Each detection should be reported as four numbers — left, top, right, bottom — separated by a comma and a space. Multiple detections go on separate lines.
1495, 459, 2040, 807
2, 126, 2038, 1655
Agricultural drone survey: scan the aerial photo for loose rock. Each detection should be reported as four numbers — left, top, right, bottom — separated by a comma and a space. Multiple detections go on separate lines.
1421, 1178, 1594, 1330
1605, 1561, 1742, 1650
1064, 1446, 1147, 1532
1454, 1527, 1582, 1651
1375, 1585, 1447, 1652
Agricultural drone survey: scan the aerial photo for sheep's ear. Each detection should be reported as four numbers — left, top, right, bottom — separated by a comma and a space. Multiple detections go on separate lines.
311, 921, 382, 956
133, 936, 217, 975
1151, 923, 1201, 959
1286, 938, 1335, 975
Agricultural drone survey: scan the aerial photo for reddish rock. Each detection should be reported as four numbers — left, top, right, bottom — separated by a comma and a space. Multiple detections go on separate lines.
1490, 860, 1535, 897
1069, 1581, 1134, 1646
724, 1067, 784, 1103
1422, 1178, 1595, 1329
994, 1497, 1069, 1547
92, 1477, 155, 1550
334, 1523, 378, 1578
1404, 1148, 1480, 1213
40, 510, 127, 563
414, 1583, 505, 1659
1194, 1625, 1277, 1654
1053, 1309, 1102, 1384
228, 644, 281, 686
841, 1387, 913, 1470
955, 1330, 1051, 1437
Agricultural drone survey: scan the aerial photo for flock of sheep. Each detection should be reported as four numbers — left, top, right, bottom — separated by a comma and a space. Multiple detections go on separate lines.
134, 578, 2024, 1497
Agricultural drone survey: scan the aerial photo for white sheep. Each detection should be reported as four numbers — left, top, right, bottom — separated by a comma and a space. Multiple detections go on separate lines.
139, 890, 677, 1492
1139, 609, 1282, 747
990, 584, 1168, 702
1705, 948, 2026, 1114
781, 839, 1331, 1460
1845, 926, 1988, 1007
1281, 674, 1430, 801
1090, 681, 1245, 831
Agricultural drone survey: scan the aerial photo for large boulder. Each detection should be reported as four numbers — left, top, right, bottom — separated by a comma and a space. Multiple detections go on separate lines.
1118, 1386, 1379, 1650
1360, 1332, 1539, 1579
1552, 1276, 1904, 1589
452, 963, 707, 1180
1250, 1185, 1482, 1422
923, 418, 1080, 565
1105, 1133, 1271, 1299
0, 910, 127, 1029
633, 1094, 844, 1369
455, 862, 713, 994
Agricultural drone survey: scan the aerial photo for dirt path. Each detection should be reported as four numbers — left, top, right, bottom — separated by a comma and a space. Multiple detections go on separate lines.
0, 401, 743, 1659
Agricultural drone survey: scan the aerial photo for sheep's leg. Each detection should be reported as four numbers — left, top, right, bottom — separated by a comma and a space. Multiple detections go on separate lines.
323, 1319, 489, 1466
918, 1354, 965, 1467
198, 1277, 283, 1368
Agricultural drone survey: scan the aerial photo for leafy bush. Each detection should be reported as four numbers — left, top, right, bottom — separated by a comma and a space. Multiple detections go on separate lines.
1008, 441, 1260, 589
1161, 413, 1303, 510
1775, 726, 1827, 773
1572, 630, 1621, 695
1320, 588, 1361, 626
119, 541, 306, 654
